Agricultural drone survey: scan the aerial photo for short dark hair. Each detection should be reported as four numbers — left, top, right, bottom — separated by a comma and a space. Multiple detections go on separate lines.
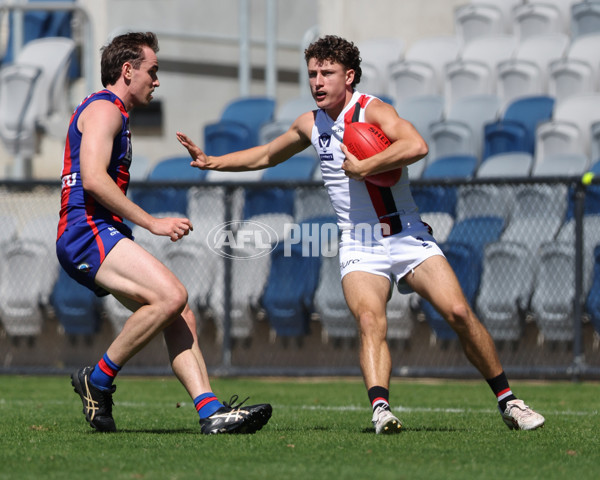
100, 32, 159, 87
304, 35, 362, 87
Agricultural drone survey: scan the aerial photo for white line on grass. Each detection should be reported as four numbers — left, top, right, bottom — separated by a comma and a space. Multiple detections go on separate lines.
3, 399, 596, 416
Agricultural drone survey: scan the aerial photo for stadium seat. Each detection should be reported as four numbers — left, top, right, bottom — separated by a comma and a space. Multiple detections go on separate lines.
0, 37, 75, 176
203, 120, 254, 156
530, 241, 576, 343
261, 154, 318, 181
446, 215, 506, 260
386, 288, 416, 344
243, 187, 295, 219
314, 254, 356, 345
482, 120, 529, 161
476, 152, 534, 178
161, 239, 218, 321
429, 94, 502, 162
591, 121, 600, 165
411, 185, 457, 216
396, 95, 445, 146
421, 241, 481, 342
534, 93, 600, 171
548, 33, 600, 103
388, 37, 459, 103
50, 268, 102, 336
357, 38, 405, 99
512, 2, 566, 39
396, 95, 445, 178
0, 215, 59, 338
483, 95, 555, 160
476, 241, 537, 342
532, 153, 589, 177
454, 3, 507, 44
132, 156, 207, 215
443, 35, 516, 109
571, 1, 600, 38
531, 214, 600, 343
261, 241, 321, 339
294, 186, 336, 223
585, 244, 600, 338
501, 184, 567, 251
454, 184, 514, 222
219, 96, 276, 146
421, 154, 478, 180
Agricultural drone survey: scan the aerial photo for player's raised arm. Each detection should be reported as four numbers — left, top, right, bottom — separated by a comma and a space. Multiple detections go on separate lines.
176, 110, 314, 172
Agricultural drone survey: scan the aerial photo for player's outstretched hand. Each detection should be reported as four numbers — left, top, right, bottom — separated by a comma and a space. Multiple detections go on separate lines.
176, 132, 210, 170
149, 216, 194, 242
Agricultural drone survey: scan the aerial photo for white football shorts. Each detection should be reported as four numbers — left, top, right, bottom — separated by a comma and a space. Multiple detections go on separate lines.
338, 214, 445, 294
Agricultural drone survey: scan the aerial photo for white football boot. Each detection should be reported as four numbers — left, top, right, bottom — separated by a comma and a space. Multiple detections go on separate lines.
372, 405, 402, 434
501, 399, 545, 430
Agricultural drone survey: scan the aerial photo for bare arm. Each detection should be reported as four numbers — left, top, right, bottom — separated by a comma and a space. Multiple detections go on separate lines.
78, 100, 192, 242
176, 111, 314, 171
341, 99, 428, 181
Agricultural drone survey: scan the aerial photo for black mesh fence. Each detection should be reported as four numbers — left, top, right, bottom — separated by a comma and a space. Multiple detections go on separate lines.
1, 177, 600, 379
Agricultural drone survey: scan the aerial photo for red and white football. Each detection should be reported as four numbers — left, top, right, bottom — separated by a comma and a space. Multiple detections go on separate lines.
343, 122, 402, 187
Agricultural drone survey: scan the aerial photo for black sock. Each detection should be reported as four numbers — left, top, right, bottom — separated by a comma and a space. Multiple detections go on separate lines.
486, 372, 517, 412
368, 386, 390, 411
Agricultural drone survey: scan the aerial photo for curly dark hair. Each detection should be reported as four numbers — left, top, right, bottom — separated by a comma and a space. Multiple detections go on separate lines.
304, 35, 362, 87
100, 32, 159, 87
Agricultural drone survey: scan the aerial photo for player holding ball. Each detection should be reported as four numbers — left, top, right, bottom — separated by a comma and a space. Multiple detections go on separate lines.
177, 35, 545, 433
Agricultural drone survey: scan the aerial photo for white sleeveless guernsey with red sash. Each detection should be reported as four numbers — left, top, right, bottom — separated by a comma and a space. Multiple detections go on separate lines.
311, 91, 418, 237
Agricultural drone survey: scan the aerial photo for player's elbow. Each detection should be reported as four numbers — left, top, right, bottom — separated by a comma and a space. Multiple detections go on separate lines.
412, 137, 428, 160
80, 173, 104, 197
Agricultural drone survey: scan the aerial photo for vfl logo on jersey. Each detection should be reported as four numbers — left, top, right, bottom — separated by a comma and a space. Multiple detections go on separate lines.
319, 133, 331, 150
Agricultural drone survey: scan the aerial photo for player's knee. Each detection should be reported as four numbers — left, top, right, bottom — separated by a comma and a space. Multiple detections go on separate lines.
446, 302, 471, 330
356, 311, 386, 339
161, 283, 188, 319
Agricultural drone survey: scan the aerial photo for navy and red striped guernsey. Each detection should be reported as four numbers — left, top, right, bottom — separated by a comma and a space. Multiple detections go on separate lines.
57, 89, 132, 241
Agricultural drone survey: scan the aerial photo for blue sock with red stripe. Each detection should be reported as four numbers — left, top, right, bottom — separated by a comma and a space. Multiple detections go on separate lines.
194, 393, 224, 419
486, 371, 517, 412
89, 353, 121, 391
368, 386, 391, 412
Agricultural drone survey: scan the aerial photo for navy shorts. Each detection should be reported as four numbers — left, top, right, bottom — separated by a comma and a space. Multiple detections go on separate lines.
56, 219, 133, 297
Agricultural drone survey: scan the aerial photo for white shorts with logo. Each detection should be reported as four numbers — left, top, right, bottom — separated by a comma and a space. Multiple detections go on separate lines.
338, 214, 445, 294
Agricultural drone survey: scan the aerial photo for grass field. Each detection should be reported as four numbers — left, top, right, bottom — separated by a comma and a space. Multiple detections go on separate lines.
0, 375, 598, 480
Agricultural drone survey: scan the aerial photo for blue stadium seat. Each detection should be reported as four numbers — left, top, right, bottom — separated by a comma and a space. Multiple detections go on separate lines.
445, 215, 506, 295
483, 96, 555, 160
420, 241, 480, 341
585, 244, 600, 336
262, 154, 317, 181
220, 96, 276, 146
3, 0, 77, 77
421, 154, 478, 180
482, 120, 529, 160
132, 156, 207, 215
203, 120, 254, 156
411, 185, 456, 215
50, 269, 102, 336
261, 242, 321, 338
243, 187, 295, 218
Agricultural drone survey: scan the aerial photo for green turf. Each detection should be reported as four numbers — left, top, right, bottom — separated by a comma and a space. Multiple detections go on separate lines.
0, 376, 598, 480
